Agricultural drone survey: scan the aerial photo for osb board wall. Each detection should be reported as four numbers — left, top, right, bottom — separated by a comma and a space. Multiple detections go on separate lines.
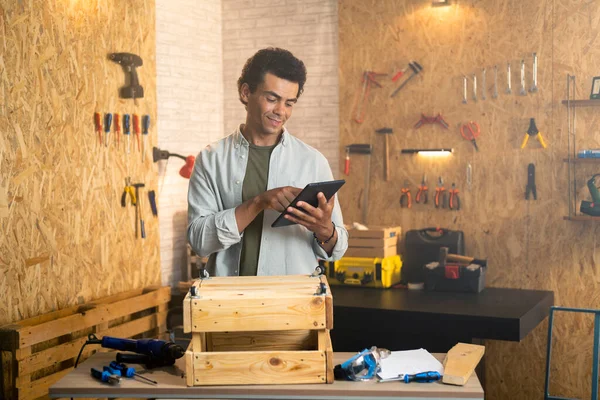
339, 0, 600, 399
0, 0, 159, 326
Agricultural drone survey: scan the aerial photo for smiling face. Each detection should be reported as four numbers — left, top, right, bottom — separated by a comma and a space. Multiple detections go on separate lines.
240, 72, 299, 145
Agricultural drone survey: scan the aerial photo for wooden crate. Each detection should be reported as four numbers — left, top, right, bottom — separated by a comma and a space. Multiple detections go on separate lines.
346, 225, 401, 258
183, 275, 334, 386
0, 286, 170, 400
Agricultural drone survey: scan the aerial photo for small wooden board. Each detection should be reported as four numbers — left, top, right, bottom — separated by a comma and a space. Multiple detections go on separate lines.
442, 343, 485, 386
349, 226, 401, 239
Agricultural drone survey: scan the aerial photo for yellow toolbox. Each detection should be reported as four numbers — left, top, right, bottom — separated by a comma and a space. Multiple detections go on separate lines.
322, 255, 402, 288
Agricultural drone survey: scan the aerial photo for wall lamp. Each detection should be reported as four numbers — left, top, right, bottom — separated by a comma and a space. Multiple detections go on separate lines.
153, 147, 195, 179
401, 148, 454, 156
432, 0, 450, 6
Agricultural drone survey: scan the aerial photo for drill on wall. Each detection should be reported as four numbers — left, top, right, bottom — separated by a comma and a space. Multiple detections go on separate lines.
580, 174, 600, 217
84, 334, 185, 368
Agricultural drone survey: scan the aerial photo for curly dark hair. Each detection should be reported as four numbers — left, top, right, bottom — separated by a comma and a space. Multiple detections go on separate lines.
237, 47, 307, 105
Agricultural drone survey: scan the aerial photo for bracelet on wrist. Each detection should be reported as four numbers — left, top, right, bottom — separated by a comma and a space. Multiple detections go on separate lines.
314, 221, 336, 245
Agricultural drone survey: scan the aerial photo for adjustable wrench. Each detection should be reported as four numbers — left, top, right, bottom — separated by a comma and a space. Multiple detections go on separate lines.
520, 59, 527, 96
481, 68, 487, 100
462, 76, 468, 104
506, 62, 512, 94
529, 52, 538, 93
492, 65, 498, 99
472, 74, 477, 102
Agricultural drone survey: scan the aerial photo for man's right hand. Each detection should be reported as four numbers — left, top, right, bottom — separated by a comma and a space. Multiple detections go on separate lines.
257, 186, 302, 212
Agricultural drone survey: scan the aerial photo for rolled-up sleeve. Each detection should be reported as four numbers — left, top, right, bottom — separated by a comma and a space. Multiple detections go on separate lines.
311, 156, 349, 261
187, 152, 241, 258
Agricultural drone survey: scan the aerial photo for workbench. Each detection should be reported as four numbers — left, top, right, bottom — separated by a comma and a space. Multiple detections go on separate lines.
330, 286, 554, 352
49, 352, 483, 400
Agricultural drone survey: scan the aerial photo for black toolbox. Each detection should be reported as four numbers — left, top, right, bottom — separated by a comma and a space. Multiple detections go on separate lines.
423, 262, 486, 293
402, 227, 464, 284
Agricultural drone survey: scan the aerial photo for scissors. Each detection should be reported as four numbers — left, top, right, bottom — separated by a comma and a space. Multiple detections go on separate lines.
460, 121, 480, 152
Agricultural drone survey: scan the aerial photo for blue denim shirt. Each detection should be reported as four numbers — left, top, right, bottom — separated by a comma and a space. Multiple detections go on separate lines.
187, 126, 348, 277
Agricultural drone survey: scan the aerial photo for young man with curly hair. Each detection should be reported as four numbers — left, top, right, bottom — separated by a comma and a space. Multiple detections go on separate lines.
187, 47, 348, 277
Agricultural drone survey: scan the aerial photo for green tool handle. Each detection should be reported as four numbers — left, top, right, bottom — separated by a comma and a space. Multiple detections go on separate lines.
588, 174, 600, 203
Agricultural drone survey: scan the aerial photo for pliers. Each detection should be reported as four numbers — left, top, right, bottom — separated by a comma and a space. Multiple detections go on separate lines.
434, 177, 447, 208
521, 118, 547, 149
121, 177, 137, 207
449, 183, 461, 210
416, 175, 428, 204
400, 180, 412, 208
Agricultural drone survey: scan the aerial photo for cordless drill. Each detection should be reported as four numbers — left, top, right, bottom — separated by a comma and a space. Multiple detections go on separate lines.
108, 52, 144, 100
580, 174, 600, 217
88, 335, 185, 368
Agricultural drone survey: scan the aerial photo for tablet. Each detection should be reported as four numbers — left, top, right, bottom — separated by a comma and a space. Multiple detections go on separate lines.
271, 180, 346, 228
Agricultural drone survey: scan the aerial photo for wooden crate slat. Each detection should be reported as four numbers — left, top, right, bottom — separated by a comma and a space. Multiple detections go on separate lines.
189, 295, 328, 332
18, 309, 167, 375
16, 287, 170, 349
1, 350, 15, 400
189, 350, 326, 385
349, 226, 401, 239
18, 367, 71, 400
348, 236, 397, 248
198, 275, 320, 286
207, 329, 317, 352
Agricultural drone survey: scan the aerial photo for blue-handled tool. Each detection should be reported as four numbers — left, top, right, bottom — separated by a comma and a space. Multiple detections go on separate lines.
142, 115, 150, 162
379, 371, 442, 383
109, 361, 157, 384
90, 367, 120, 385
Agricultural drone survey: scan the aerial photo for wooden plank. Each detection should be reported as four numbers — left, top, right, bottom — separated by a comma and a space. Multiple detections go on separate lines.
208, 330, 317, 352
183, 293, 192, 333
191, 333, 205, 354
18, 310, 168, 375
344, 246, 397, 258
185, 343, 194, 387
189, 295, 327, 332
324, 331, 334, 384
18, 367, 71, 400
348, 236, 398, 248
349, 226, 401, 239
190, 350, 326, 385
561, 99, 600, 107
442, 343, 485, 386
16, 287, 170, 348
1, 350, 15, 400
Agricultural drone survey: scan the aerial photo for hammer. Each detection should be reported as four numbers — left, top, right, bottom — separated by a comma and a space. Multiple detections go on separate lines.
390, 61, 423, 98
440, 247, 487, 267
375, 128, 393, 181
133, 183, 146, 239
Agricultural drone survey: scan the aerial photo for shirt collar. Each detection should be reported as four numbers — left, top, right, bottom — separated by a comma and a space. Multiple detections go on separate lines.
235, 125, 289, 148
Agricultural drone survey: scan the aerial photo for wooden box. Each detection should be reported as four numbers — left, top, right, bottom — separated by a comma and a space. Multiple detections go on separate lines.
345, 225, 401, 258
0, 286, 170, 400
183, 275, 334, 386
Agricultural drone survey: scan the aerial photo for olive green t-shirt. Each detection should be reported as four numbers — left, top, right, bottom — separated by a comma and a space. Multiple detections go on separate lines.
239, 143, 276, 276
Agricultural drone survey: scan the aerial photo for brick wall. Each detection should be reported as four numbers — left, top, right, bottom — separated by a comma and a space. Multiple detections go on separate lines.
156, 0, 223, 285
156, 0, 339, 286
222, 0, 340, 170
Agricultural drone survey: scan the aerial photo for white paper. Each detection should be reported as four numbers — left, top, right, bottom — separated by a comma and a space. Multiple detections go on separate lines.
377, 348, 444, 380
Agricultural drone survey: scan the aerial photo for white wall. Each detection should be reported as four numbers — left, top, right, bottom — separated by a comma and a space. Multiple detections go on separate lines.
156, 0, 223, 285
156, 0, 339, 286
222, 0, 340, 170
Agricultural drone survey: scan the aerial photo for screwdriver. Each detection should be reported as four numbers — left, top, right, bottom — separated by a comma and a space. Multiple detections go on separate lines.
104, 113, 112, 147
378, 371, 442, 383
109, 361, 157, 384
94, 112, 103, 145
133, 114, 141, 152
142, 115, 150, 162
123, 114, 131, 154
114, 113, 121, 148
90, 367, 120, 385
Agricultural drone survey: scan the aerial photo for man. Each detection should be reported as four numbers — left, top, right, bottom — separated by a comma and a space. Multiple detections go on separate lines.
187, 47, 348, 277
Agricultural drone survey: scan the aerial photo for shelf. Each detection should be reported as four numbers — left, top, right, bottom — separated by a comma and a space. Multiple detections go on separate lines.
564, 215, 600, 221
561, 99, 600, 107
563, 158, 600, 164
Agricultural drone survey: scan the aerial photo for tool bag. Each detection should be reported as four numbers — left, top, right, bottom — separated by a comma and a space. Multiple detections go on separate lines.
402, 227, 464, 284
423, 263, 486, 293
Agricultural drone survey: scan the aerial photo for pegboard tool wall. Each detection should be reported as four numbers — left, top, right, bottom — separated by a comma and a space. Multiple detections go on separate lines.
0, 1, 159, 325
339, 0, 600, 399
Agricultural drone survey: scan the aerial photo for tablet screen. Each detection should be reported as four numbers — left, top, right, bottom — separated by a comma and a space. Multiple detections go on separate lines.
271, 180, 346, 228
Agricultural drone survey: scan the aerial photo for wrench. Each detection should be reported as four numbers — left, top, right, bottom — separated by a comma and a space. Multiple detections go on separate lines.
506, 62, 512, 94
481, 68, 487, 100
520, 59, 527, 96
492, 65, 498, 98
529, 52, 538, 93
472, 74, 477, 102
462, 76, 468, 104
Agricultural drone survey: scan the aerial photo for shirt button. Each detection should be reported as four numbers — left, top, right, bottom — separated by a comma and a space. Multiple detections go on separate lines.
241, 155, 245, 159
236, 180, 240, 185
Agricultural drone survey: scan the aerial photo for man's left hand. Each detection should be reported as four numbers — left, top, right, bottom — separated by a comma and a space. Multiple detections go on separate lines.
284, 192, 335, 241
